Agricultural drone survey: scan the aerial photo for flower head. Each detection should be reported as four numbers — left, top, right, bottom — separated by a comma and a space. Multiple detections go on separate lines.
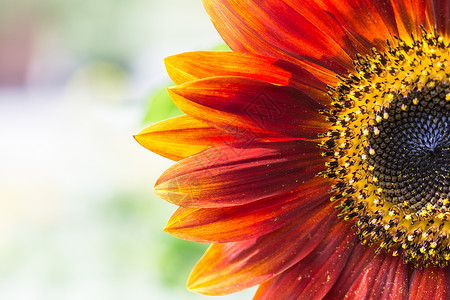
136, 0, 450, 298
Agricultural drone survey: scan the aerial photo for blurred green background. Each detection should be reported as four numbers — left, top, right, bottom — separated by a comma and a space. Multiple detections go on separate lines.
0, 0, 253, 299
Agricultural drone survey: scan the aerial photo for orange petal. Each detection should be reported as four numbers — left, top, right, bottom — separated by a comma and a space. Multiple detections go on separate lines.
409, 266, 450, 299
187, 201, 337, 295
155, 140, 327, 207
168, 76, 328, 141
254, 220, 357, 300
134, 115, 235, 161
165, 51, 331, 106
164, 177, 333, 242
202, 0, 341, 85
390, 0, 433, 42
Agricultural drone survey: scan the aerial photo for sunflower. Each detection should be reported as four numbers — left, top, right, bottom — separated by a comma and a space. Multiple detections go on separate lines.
136, 0, 450, 298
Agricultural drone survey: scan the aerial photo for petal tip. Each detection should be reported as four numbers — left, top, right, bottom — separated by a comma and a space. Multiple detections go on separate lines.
186, 276, 206, 295
153, 183, 166, 197
187, 278, 228, 297
163, 216, 178, 233
163, 55, 175, 64
164, 55, 177, 72
133, 133, 146, 148
153, 182, 164, 193
162, 224, 173, 234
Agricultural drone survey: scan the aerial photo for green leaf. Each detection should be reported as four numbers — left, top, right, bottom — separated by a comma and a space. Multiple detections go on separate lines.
211, 43, 231, 51
143, 43, 231, 124
143, 84, 183, 124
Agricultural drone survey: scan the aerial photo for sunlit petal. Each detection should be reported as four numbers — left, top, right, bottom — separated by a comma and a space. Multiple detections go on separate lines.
135, 115, 235, 160
165, 51, 331, 105
254, 220, 357, 299
187, 202, 337, 295
168, 76, 328, 141
155, 140, 327, 207
164, 177, 333, 242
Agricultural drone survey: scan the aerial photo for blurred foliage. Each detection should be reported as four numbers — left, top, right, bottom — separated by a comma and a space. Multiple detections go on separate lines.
143, 43, 231, 124
101, 192, 153, 224
99, 191, 208, 290
157, 238, 208, 287
37, 0, 153, 63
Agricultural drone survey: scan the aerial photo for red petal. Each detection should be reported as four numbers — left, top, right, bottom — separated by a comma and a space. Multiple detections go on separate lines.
165, 51, 331, 106
325, 243, 378, 298
155, 140, 327, 208
135, 115, 235, 161
371, 255, 408, 300
254, 220, 358, 300
168, 76, 328, 141
187, 201, 337, 295
409, 266, 450, 300
390, 0, 433, 41
202, 0, 342, 85
164, 176, 333, 242
311, 0, 398, 53
344, 252, 408, 299
431, 0, 450, 38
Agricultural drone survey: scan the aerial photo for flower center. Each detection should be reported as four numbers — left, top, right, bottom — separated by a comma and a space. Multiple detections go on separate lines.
320, 28, 450, 267
368, 86, 450, 215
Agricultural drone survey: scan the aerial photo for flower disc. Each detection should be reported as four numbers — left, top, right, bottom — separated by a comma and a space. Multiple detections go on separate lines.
322, 29, 450, 267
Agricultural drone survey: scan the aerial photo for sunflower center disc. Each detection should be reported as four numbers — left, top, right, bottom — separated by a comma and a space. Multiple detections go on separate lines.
321, 30, 450, 267
367, 86, 450, 214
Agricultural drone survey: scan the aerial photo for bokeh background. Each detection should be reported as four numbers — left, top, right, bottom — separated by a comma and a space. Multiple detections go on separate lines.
0, 0, 254, 299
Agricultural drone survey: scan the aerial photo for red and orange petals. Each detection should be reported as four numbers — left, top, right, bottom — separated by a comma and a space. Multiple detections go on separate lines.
155, 140, 327, 208
254, 220, 357, 300
165, 51, 331, 106
168, 76, 328, 141
201, 0, 341, 85
314, 0, 432, 48
204, 0, 357, 73
409, 266, 450, 300
164, 176, 334, 243
139, 0, 450, 298
187, 201, 337, 295
135, 115, 236, 161
310, 0, 398, 53
389, 0, 432, 41
201, 0, 445, 81
431, 0, 450, 38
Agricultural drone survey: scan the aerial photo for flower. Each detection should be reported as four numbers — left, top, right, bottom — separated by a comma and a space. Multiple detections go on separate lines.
135, 0, 450, 298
